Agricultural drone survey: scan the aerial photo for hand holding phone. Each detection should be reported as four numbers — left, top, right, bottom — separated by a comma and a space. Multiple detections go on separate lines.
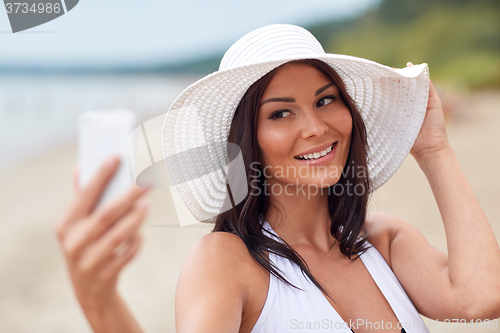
55, 156, 149, 333
54, 109, 150, 332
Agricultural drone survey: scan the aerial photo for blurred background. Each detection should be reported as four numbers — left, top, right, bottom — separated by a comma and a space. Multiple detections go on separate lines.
1, 0, 499, 332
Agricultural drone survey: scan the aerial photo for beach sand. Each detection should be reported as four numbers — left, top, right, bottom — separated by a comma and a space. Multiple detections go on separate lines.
1, 91, 499, 332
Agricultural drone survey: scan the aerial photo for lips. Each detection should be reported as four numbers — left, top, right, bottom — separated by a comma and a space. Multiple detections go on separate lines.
295, 142, 336, 160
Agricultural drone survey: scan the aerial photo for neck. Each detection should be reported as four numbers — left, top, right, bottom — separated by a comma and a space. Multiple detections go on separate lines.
264, 178, 336, 252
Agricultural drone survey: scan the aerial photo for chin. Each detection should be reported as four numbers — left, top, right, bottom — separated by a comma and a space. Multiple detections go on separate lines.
298, 177, 341, 189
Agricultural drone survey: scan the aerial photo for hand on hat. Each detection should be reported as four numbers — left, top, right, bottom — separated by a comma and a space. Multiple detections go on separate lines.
408, 62, 451, 161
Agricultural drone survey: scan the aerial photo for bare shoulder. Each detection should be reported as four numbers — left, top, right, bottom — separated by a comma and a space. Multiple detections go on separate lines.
179, 231, 259, 292
365, 211, 416, 268
187, 231, 258, 270
175, 231, 263, 332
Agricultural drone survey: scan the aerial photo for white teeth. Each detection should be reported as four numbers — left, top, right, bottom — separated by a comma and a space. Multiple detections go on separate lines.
296, 143, 335, 160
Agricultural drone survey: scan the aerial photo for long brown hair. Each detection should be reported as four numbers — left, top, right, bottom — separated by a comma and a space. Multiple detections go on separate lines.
213, 59, 372, 301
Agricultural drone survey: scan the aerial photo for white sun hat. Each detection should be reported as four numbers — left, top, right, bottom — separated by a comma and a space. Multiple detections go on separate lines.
162, 23, 430, 222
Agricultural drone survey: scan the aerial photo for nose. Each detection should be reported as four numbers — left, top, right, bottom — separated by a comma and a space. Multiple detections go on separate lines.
300, 108, 329, 139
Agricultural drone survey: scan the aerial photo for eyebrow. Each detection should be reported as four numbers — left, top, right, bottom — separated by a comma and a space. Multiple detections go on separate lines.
260, 82, 335, 106
315, 82, 335, 96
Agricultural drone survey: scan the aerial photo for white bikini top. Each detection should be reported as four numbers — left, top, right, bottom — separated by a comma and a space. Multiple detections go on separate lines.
250, 220, 430, 333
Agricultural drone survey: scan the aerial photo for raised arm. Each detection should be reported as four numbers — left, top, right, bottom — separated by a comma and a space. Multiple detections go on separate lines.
368, 70, 500, 321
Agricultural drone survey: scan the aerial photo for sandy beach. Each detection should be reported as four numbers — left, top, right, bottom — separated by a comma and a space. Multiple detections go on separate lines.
1, 91, 499, 332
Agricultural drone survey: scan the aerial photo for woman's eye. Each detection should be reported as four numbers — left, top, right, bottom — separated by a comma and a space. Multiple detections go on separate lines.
269, 110, 292, 119
317, 95, 336, 108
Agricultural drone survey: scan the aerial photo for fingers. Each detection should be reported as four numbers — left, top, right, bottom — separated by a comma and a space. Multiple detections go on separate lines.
58, 183, 149, 265
427, 79, 443, 110
100, 233, 143, 281
429, 79, 437, 94
78, 200, 148, 274
77, 156, 121, 217
55, 165, 82, 240
57, 156, 120, 237
72, 164, 81, 194
54, 159, 151, 310
68, 184, 150, 256
92, 183, 149, 235
404, 61, 440, 103
389, 61, 413, 71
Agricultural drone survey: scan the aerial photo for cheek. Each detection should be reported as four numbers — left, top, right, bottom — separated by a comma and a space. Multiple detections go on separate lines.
339, 110, 353, 159
257, 125, 294, 165
325, 108, 353, 160
335, 108, 353, 139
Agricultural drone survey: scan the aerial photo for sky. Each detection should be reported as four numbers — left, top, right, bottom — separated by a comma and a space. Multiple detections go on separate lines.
0, 0, 380, 69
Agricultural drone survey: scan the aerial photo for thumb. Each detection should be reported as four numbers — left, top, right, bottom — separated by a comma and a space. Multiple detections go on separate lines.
72, 164, 81, 194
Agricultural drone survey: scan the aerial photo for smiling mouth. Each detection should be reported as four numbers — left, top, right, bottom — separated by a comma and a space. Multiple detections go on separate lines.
295, 142, 337, 161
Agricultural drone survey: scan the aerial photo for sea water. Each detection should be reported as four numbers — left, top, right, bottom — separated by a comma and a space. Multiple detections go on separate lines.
0, 73, 199, 171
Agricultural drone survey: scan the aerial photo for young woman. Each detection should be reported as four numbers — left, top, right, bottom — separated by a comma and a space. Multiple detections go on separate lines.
55, 24, 500, 333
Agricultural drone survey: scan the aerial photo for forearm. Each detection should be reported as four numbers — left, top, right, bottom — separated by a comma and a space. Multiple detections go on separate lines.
82, 291, 145, 333
416, 144, 500, 316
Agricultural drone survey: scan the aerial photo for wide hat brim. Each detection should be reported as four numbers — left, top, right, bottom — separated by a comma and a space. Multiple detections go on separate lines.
163, 52, 429, 222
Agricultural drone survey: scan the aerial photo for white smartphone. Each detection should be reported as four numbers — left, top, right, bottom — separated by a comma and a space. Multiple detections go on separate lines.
78, 109, 137, 209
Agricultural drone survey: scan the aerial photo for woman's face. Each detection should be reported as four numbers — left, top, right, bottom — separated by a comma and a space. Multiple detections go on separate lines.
256, 62, 352, 191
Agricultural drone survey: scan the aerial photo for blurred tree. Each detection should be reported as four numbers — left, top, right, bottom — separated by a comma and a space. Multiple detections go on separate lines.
308, 0, 500, 89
